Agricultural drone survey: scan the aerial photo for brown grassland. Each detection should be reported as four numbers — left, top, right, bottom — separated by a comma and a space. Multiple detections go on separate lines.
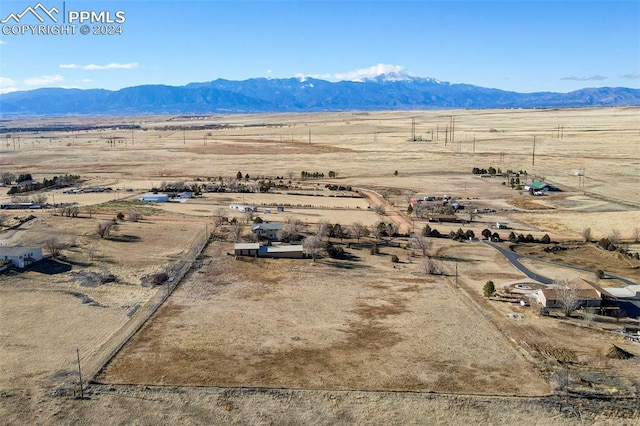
1, 107, 639, 424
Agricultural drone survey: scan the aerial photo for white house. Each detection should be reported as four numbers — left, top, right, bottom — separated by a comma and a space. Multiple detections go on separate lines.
0, 246, 43, 269
252, 223, 283, 240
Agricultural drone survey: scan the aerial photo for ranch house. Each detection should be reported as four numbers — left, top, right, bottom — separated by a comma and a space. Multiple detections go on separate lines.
0, 246, 43, 269
252, 223, 284, 240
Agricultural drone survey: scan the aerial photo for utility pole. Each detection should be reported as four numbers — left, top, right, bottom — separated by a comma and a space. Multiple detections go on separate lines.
532, 136, 536, 166
451, 116, 455, 143
455, 262, 458, 288
76, 348, 84, 399
308, 128, 311, 145
473, 134, 476, 153
412, 117, 416, 141
131, 128, 135, 146
183, 128, 186, 145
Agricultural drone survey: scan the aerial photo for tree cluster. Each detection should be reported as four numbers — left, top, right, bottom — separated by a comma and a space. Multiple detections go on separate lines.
7, 174, 79, 195
422, 224, 442, 238
507, 232, 551, 244
449, 228, 475, 241
300, 171, 325, 180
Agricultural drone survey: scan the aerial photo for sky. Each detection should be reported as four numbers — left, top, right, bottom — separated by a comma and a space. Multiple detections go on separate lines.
0, 0, 639, 94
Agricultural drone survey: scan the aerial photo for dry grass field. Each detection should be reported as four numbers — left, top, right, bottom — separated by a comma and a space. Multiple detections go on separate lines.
97, 243, 548, 395
1, 108, 639, 424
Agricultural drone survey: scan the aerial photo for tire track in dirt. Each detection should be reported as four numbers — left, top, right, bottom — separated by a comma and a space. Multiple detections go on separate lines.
357, 188, 413, 235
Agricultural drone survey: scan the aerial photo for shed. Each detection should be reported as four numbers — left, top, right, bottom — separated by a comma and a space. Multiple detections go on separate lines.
0, 246, 43, 269
234, 243, 259, 257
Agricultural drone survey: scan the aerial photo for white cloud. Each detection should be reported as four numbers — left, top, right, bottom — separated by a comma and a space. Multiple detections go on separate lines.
60, 62, 139, 70
0, 76, 19, 94
24, 74, 64, 86
303, 63, 408, 82
622, 72, 640, 79
561, 75, 607, 82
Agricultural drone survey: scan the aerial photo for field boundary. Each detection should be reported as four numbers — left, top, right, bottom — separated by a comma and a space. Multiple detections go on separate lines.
83, 226, 211, 384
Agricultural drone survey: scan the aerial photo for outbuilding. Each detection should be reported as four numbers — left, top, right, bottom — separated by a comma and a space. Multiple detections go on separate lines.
139, 193, 169, 203
234, 243, 260, 257
259, 245, 305, 259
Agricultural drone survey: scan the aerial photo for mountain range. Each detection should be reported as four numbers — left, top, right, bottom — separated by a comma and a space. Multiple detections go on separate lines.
2, 74, 639, 117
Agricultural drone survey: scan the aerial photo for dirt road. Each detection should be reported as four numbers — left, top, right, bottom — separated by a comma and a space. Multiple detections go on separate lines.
357, 188, 414, 234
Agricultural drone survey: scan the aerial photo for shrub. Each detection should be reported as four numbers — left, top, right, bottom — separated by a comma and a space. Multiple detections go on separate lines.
391, 255, 400, 263
483, 280, 496, 298
541, 234, 551, 244
325, 242, 345, 259
116, 212, 125, 221
595, 269, 604, 280
150, 272, 169, 285
370, 244, 380, 255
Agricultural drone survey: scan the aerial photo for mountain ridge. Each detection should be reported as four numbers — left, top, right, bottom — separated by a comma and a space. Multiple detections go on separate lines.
2, 74, 639, 117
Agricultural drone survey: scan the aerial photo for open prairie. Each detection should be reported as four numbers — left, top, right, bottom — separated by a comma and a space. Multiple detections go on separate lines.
1, 108, 639, 424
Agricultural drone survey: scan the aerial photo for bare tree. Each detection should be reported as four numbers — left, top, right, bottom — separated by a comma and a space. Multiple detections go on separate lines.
213, 208, 228, 227
422, 257, 441, 275
229, 222, 243, 242
607, 229, 621, 245
373, 221, 386, 241
1, 172, 15, 185
0, 213, 6, 227
557, 279, 580, 317
581, 227, 592, 242
633, 227, 640, 243
350, 222, 370, 241
31, 193, 48, 206
243, 209, 254, 224
303, 235, 322, 263
410, 233, 432, 256
316, 220, 329, 239
85, 205, 94, 218
468, 207, 479, 223
45, 237, 63, 259
385, 222, 396, 241
97, 220, 117, 239
374, 204, 386, 216
278, 217, 305, 242
127, 211, 142, 222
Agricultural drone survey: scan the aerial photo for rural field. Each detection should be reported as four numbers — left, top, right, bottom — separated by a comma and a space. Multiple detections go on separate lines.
1, 107, 639, 424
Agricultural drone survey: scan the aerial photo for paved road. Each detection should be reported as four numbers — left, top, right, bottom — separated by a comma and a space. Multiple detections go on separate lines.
483, 240, 638, 287
483, 241, 554, 284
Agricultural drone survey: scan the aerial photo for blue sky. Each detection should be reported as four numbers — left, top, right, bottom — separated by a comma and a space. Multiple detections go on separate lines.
1, 0, 639, 94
